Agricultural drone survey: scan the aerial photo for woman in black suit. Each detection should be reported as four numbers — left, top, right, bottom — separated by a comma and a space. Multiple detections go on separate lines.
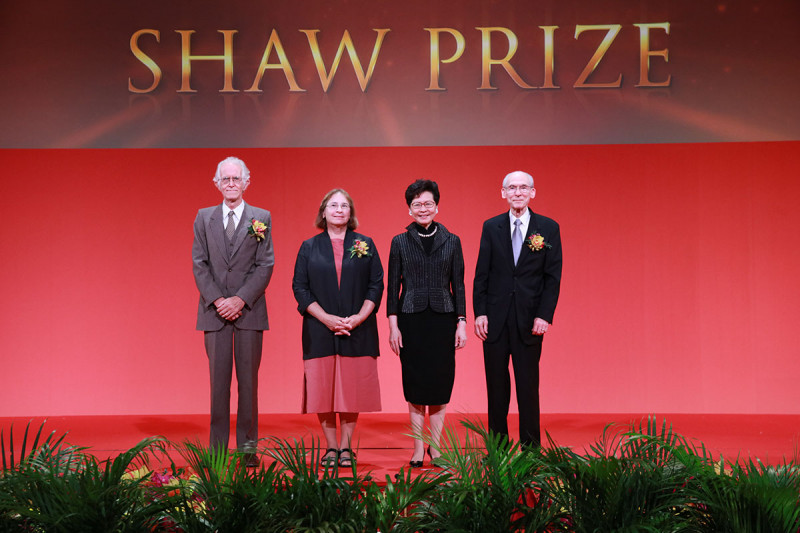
293, 189, 384, 468
387, 179, 467, 468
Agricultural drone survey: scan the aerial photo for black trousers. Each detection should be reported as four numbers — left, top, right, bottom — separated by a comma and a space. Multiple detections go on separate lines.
482, 303, 543, 447
205, 324, 263, 451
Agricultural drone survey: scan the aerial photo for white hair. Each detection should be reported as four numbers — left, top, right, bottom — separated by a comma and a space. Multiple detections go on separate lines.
213, 156, 251, 186
502, 170, 534, 188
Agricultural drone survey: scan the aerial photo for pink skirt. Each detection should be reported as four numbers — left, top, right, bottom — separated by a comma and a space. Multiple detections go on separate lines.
302, 355, 382, 414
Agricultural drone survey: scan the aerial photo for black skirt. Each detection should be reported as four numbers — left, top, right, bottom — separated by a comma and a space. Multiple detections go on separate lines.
397, 307, 457, 405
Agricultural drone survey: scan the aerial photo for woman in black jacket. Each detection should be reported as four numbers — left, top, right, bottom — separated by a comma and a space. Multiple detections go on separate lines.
293, 188, 384, 468
387, 179, 467, 468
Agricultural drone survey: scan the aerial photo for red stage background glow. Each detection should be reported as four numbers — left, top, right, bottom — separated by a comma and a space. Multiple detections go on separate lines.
1, 0, 798, 418
1, 142, 798, 416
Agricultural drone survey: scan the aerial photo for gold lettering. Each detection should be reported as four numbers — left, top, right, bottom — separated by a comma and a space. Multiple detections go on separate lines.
301, 29, 390, 92
246, 29, 305, 92
574, 24, 622, 88
425, 28, 465, 91
176, 30, 238, 93
634, 23, 671, 87
476, 27, 535, 90
129, 30, 162, 93
540, 26, 559, 89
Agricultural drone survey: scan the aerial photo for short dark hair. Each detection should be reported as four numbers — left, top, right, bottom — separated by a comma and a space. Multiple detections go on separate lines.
404, 179, 440, 206
315, 188, 358, 230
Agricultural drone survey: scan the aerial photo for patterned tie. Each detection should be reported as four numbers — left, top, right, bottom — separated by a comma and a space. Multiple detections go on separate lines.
226, 210, 236, 240
512, 218, 523, 265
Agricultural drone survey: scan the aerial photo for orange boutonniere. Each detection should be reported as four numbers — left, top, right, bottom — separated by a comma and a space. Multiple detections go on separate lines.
348, 239, 370, 258
526, 233, 551, 252
247, 219, 268, 241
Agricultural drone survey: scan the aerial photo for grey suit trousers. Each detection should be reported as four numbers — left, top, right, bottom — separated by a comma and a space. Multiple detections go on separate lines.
205, 323, 263, 450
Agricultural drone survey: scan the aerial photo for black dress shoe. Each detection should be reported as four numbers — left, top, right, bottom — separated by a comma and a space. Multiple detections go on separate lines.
409, 459, 423, 468
244, 453, 259, 468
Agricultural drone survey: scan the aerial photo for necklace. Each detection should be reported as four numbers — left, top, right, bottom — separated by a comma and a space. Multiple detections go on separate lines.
417, 225, 438, 238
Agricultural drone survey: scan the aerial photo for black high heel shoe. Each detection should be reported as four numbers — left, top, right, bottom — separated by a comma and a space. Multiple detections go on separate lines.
409, 449, 424, 468
427, 447, 445, 468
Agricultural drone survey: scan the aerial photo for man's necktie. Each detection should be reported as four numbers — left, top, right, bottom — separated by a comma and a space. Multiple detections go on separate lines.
226, 211, 236, 240
512, 218, 522, 265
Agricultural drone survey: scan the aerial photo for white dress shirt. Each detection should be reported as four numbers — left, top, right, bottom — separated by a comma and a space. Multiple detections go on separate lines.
222, 201, 246, 230
509, 208, 531, 240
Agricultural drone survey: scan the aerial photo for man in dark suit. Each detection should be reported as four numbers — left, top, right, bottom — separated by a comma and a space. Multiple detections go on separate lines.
192, 157, 274, 454
473, 170, 562, 447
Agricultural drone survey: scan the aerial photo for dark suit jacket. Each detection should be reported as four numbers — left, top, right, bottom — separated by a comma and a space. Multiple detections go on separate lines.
292, 230, 384, 360
473, 208, 562, 344
386, 222, 466, 317
192, 203, 275, 331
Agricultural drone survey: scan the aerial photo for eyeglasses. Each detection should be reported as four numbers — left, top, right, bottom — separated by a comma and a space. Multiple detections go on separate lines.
410, 201, 436, 210
505, 185, 532, 193
219, 176, 243, 185
327, 202, 351, 210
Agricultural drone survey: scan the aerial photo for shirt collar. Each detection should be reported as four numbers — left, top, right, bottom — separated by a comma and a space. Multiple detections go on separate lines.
222, 201, 246, 220
509, 208, 530, 225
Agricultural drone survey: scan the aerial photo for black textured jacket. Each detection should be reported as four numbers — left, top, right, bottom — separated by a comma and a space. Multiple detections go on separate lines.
386, 222, 466, 316
292, 230, 384, 359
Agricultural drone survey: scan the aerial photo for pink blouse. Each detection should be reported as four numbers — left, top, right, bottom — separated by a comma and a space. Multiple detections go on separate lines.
331, 237, 344, 288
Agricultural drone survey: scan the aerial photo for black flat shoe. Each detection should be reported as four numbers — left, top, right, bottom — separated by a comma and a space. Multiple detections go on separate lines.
339, 448, 355, 468
321, 448, 339, 466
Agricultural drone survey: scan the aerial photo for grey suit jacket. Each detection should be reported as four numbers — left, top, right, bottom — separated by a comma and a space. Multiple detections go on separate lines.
192, 202, 275, 331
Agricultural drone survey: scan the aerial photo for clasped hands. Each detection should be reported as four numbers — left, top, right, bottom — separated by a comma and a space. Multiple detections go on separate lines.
214, 296, 245, 321
322, 313, 363, 336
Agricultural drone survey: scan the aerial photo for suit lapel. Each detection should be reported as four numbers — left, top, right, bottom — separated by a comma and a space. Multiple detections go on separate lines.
340, 231, 356, 294
517, 208, 540, 267
497, 215, 515, 270
429, 223, 448, 255
320, 231, 340, 291
230, 203, 251, 258
209, 205, 229, 263
405, 223, 424, 252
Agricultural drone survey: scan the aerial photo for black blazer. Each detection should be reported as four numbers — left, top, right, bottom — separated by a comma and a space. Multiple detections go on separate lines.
387, 222, 466, 316
473, 209, 562, 344
292, 230, 384, 360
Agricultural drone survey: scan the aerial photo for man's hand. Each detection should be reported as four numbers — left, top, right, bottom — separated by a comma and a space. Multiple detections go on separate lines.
532, 317, 550, 336
215, 296, 245, 321
474, 315, 488, 341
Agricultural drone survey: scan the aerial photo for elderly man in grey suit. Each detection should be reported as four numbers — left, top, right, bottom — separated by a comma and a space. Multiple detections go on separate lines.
473, 170, 562, 447
192, 156, 274, 456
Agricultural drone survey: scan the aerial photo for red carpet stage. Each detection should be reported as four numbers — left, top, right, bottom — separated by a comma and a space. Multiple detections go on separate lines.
3, 414, 798, 479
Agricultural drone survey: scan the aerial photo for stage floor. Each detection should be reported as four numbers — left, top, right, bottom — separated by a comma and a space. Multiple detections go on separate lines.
2, 413, 798, 478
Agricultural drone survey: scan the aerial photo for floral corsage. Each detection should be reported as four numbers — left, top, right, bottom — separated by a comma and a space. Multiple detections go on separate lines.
247, 219, 268, 241
526, 233, 551, 252
348, 239, 371, 258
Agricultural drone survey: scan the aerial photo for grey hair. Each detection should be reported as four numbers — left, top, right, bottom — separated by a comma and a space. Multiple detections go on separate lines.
213, 156, 251, 186
502, 170, 534, 188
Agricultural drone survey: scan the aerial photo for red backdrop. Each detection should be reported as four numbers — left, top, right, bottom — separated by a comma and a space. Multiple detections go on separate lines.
1, 141, 798, 416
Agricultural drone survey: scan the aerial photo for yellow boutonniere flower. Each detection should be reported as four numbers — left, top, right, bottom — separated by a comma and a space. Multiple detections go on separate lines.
348, 239, 370, 258
247, 219, 268, 241
526, 233, 551, 252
